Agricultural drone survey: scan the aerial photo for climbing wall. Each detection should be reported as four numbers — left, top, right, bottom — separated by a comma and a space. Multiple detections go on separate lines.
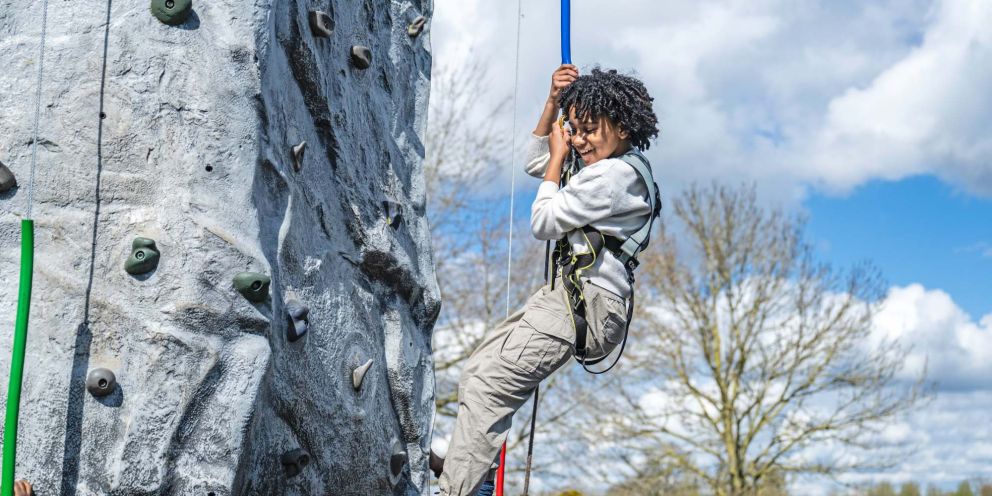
0, 0, 438, 494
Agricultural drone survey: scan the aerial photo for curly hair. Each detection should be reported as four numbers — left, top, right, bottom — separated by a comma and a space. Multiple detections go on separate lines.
558, 68, 659, 151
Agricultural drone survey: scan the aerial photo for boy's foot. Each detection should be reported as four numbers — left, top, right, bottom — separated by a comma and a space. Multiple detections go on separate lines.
429, 449, 444, 478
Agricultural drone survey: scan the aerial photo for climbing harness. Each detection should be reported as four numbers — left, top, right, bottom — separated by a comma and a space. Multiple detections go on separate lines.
555, 147, 662, 374
1, 0, 47, 493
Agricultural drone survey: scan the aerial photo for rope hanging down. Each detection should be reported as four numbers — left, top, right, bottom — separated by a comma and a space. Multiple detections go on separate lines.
495, 1, 525, 494
2, 0, 47, 493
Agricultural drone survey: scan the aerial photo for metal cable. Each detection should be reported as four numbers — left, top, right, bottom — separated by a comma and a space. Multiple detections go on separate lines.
504, 0, 524, 320
26, 0, 50, 219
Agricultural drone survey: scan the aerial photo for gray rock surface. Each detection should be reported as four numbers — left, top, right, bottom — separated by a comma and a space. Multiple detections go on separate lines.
0, 0, 437, 494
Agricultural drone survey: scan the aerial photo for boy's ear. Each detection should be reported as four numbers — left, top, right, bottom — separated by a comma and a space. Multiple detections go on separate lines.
619, 129, 629, 140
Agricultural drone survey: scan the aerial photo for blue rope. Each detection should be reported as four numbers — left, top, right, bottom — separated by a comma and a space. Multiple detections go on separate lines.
560, 0, 571, 64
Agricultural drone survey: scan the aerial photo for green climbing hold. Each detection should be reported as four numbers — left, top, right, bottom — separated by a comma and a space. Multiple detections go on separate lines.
234, 272, 270, 302
0, 161, 16, 194
308, 10, 334, 38
350, 45, 372, 70
151, 0, 193, 26
125, 237, 161, 275
407, 16, 427, 37
86, 368, 117, 397
281, 448, 310, 478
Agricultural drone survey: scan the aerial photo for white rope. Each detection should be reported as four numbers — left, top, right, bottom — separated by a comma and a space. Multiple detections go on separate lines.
27, 0, 50, 219
504, 0, 524, 319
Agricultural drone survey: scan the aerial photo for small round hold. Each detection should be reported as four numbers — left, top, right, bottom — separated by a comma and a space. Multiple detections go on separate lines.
125, 237, 161, 275
0, 161, 17, 194
86, 368, 117, 397
350, 45, 372, 70
407, 16, 426, 37
151, 0, 193, 26
308, 10, 334, 38
281, 448, 310, 478
285, 299, 310, 342
234, 272, 271, 302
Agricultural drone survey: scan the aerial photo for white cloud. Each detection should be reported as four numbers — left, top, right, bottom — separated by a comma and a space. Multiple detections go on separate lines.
431, 0, 992, 200
874, 284, 992, 391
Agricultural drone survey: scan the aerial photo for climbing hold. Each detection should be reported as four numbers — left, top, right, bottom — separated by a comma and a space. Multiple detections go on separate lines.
150, 0, 193, 26
0, 161, 16, 194
407, 16, 427, 37
285, 299, 309, 342
350, 45, 372, 70
124, 237, 161, 275
383, 201, 403, 228
308, 10, 334, 38
389, 440, 407, 486
352, 359, 373, 390
281, 448, 310, 478
234, 272, 271, 302
291, 141, 306, 172
338, 250, 361, 266
86, 368, 117, 397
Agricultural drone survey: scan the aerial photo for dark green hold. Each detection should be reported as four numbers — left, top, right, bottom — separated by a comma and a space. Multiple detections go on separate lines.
0, 161, 16, 194
86, 368, 117, 397
407, 16, 427, 37
125, 237, 160, 275
151, 0, 193, 26
234, 272, 270, 302
281, 448, 310, 478
350, 45, 372, 70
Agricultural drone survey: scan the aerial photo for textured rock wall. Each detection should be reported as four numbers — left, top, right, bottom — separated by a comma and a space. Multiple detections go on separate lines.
0, 0, 437, 494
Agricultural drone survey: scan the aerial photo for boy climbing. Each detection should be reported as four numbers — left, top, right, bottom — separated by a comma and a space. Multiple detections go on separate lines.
434, 64, 660, 496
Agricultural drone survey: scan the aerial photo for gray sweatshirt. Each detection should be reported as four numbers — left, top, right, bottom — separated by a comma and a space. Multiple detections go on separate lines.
526, 134, 653, 299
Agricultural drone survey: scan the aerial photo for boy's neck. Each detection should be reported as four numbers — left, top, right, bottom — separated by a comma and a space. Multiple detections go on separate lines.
610, 141, 633, 158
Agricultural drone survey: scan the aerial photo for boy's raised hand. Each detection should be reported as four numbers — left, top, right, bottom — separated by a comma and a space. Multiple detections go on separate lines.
548, 64, 579, 103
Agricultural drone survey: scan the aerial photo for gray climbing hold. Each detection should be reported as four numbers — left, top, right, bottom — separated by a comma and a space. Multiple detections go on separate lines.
86, 368, 117, 397
383, 201, 403, 228
338, 250, 361, 266
124, 237, 161, 275
291, 141, 306, 172
308, 10, 334, 38
281, 448, 310, 478
150, 0, 193, 26
0, 161, 17, 194
234, 272, 271, 302
350, 45, 372, 70
285, 299, 309, 342
407, 16, 427, 37
352, 358, 373, 390
389, 439, 407, 486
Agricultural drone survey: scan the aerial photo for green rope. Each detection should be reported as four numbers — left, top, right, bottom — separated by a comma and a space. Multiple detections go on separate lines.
2, 220, 34, 495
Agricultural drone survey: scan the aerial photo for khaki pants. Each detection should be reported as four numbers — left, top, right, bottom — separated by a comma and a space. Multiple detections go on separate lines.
438, 277, 629, 496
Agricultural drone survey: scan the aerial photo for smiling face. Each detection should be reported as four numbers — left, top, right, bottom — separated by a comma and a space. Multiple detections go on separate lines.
567, 107, 632, 165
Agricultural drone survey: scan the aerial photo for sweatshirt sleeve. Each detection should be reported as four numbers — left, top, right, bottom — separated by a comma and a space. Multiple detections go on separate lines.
530, 167, 617, 241
524, 133, 551, 178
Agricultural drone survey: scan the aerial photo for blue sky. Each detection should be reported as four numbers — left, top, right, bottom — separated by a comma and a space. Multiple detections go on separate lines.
429, 0, 992, 492
806, 176, 992, 320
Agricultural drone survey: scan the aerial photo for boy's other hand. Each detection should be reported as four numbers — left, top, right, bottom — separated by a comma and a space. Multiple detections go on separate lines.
14, 480, 32, 496
548, 64, 578, 103
549, 117, 572, 163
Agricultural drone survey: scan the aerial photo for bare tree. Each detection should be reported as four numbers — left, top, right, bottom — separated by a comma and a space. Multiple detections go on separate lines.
602, 183, 929, 496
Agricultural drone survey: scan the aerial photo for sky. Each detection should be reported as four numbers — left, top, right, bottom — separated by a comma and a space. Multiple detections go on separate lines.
428, 0, 991, 493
